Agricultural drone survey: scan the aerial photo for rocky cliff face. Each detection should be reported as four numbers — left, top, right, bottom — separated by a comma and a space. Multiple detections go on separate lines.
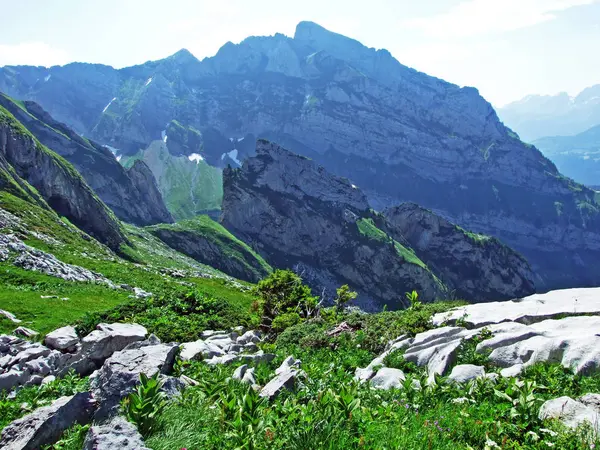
0, 94, 173, 226
222, 140, 533, 309
0, 105, 126, 250
1, 22, 599, 290
384, 203, 535, 302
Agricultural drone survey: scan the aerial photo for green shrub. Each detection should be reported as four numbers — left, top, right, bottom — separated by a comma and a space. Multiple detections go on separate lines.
254, 270, 317, 331
271, 311, 302, 333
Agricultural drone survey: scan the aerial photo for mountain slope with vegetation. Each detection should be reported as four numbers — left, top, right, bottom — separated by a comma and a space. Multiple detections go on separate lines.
0, 23, 598, 290
221, 140, 535, 310
0, 92, 173, 226
147, 215, 271, 282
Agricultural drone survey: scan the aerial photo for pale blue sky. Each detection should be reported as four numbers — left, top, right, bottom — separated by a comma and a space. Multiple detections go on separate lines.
1, 0, 599, 106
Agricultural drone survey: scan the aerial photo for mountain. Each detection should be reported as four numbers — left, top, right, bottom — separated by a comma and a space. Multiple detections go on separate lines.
221, 140, 534, 309
0, 93, 173, 226
146, 215, 271, 282
1, 21, 599, 290
532, 124, 600, 187
120, 140, 222, 220
0, 101, 126, 250
498, 84, 600, 141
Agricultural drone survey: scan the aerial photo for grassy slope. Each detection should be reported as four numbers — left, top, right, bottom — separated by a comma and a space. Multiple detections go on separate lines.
148, 215, 271, 279
144, 305, 600, 450
122, 142, 222, 220
0, 189, 256, 337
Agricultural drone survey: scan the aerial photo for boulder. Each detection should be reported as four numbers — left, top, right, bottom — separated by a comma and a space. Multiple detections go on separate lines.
237, 330, 261, 346
83, 415, 150, 450
259, 370, 298, 400
448, 364, 485, 384
539, 396, 600, 433
44, 326, 79, 351
370, 368, 406, 390
276, 356, 301, 375
91, 343, 178, 420
0, 370, 30, 392
0, 309, 21, 324
232, 364, 248, 381
180, 340, 224, 361
14, 327, 38, 338
578, 393, 600, 411
80, 323, 147, 362
0, 393, 96, 450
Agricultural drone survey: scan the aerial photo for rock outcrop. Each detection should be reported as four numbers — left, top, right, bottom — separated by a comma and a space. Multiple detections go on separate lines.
1, 22, 598, 290
0, 103, 126, 250
0, 393, 96, 450
384, 203, 535, 302
222, 139, 446, 309
222, 140, 535, 309
356, 287, 600, 383
0, 93, 173, 226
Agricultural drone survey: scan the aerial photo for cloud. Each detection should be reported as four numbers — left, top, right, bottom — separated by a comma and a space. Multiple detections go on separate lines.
0, 42, 70, 67
404, 0, 599, 38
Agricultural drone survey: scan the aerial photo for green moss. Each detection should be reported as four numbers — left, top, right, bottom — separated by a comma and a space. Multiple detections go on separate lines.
357, 218, 428, 269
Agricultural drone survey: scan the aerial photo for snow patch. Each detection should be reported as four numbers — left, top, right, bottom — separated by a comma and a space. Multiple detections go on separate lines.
188, 153, 204, 164
44, 74, 51, 82
102, 97, 117, 113
351, 184, 357, 189
161, 130, 168, 143
237, 137, 245, 142
145, 77, 153, 87
583, 155, 591, 160
105, 145, 120, 155
229, 137, 234, 142
116, 155, 122, 162
219, 150, 241, 165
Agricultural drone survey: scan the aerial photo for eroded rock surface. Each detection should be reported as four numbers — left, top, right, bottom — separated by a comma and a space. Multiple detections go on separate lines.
0, 393, 95, 450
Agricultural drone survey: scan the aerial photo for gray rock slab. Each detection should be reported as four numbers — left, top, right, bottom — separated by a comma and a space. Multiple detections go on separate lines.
433, 287, 600, 328
83, 415, 150, 450
0, 393, 96, 450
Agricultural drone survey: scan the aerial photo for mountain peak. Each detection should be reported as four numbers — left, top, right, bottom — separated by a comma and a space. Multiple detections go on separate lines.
169, 48, 199, 63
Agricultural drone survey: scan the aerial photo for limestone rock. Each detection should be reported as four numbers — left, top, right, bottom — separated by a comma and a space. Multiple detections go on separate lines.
276, 356, 301, 375
81, 323, 148, 362
14, 327, 38, 338
259, 370, 298, 400
433, 287, 600, 328
91, 343, 178, 420
236, 330, 262, 346
180, 340, 224, 361
539, 396, 600, 433
0, 393, 96, 450
83, 415, 150, 450
0, 310, 21, 323
44, 326, 79, 351
370, 368, 406, 390
448, 365, 486, 384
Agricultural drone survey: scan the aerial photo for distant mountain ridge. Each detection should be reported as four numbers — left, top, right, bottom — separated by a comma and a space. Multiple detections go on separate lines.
1, 21, 599, 291
532, 124, 600, 187
498, 84, 600, 141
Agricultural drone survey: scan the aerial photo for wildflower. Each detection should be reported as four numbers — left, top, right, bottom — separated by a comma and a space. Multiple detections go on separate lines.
544, 442, 555, 447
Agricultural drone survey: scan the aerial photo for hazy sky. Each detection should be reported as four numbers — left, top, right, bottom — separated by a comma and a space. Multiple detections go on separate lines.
1, 0, 599, 106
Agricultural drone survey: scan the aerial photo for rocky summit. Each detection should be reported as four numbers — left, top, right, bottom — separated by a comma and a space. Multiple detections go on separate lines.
221, 139, 534, 309
0, 21, 598, 290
